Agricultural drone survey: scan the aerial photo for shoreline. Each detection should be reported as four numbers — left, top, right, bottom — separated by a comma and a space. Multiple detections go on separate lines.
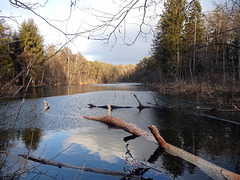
147, 80, 240, 107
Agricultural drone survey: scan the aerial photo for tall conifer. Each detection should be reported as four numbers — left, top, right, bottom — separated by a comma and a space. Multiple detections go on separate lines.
18, 19, 44, 84
152, 0, 186, 79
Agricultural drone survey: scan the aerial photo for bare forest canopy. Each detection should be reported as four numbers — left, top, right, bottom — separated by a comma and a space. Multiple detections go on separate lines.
0, 0, 240, 104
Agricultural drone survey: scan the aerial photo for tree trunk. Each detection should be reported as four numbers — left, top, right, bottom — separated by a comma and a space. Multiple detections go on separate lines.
40, 69, 44, 85
223, 44, 226, 86
83, 105, 240, 180
193, 11, 196, 76
238, 28, 240, 81
148, 125, 240, 180
19, 155, 136, 178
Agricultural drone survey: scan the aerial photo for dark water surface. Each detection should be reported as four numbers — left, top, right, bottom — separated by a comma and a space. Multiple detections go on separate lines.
0, 83, 239, 179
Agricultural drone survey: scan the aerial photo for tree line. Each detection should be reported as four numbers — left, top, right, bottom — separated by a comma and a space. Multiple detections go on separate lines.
0, 18, 135, 92
132, 0, 240, 104
1, 0, 240, 103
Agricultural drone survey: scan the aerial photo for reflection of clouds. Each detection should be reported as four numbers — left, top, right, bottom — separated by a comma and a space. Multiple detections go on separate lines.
63, 127, 125, 163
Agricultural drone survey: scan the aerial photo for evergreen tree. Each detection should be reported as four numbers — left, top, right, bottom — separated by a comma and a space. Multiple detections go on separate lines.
0, 19, 14, 83
17, 19, 44, 84
182, 0, 204, 78
152, 0, 186, 79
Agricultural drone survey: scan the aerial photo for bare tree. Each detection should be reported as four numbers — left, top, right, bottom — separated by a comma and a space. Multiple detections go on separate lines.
8, 0, 162, 47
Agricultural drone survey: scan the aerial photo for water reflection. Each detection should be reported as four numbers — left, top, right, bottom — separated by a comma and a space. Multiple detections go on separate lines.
153, 104, 240, 177
21, 128, 42, 150
26, 83, 147, 98
0, 83, 240, 179
63, 127, 127, 163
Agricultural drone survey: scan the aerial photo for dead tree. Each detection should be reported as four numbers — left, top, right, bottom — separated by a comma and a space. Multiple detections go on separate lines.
84, 105, 240, 180
84, 106, 143, 136
18, 154, 143, 178
196, 105, 240, 112
87, 94, 160, 110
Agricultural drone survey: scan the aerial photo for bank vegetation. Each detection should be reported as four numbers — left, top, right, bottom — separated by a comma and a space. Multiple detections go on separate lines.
1, 0, 240, 106
132, 0, 240, 106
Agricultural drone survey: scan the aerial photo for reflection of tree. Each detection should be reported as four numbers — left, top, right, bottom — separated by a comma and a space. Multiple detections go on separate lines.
21, 128, 42, 150
162, 153, 184, 178
147, 146, 164, 164
181, 128, 199, 174
153, 101, 240, 176
160, 129, 184, 178
0, 130, 10, 173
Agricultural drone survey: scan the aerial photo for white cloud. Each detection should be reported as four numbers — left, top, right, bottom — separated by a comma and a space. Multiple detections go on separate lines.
63, 127, 125, 163
2, 0, 216, 65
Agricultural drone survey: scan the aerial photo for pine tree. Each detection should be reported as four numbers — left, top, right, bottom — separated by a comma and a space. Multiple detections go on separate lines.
17, 19, 44, 84
0, 19, 14, 83
182, 0, 203, 78
152, 0, 186, 79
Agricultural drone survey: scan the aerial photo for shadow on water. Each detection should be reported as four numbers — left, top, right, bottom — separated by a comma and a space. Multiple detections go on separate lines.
0, 83, 239, 179
26, 83, 148, 99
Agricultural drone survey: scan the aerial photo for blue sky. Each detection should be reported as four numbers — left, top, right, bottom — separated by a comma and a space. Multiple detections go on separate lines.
1, 0, 219, 65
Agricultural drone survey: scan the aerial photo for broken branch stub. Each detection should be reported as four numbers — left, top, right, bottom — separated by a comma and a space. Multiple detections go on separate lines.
84, 105, 240, 180
42, 100, 50, 113
148, 125, 170, 149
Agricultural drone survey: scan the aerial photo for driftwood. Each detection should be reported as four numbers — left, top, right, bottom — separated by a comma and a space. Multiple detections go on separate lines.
88, 103, 133, 109
196, 105, 240, 112
18, 154, 140, 178
88, 94, 160, 110
83, 105, 240, 180
148, 125, 240, 180
84, 115, 143, 137
42, 100, 50, 113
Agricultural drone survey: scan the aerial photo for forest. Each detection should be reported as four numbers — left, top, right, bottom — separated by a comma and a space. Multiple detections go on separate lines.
0, 18, 135, 93
133, 0, 240, 105
0, 0, 240, 105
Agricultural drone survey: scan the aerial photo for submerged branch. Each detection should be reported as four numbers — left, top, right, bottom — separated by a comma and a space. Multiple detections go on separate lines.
84, 105, 240, 180
88, 94, 160, 110
18, 154, 138, 178
148, 125, 240, 180
196, 105, 240, 112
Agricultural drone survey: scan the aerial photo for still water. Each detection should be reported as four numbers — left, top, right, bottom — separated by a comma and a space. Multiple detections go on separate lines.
0, 83, 239, 179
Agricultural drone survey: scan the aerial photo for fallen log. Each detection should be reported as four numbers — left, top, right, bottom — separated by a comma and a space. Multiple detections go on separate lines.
18, 154, 140, 178
84, 115, 142, 137
42, 100, 50, 113
83, 105, 240, 180
148, 125, 240, 180
88, 103, 133, 109
196, 105, 240, 112
88, 94, 160, 110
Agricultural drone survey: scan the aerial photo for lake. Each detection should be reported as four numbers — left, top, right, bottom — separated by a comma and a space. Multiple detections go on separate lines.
0, 83, 239, 179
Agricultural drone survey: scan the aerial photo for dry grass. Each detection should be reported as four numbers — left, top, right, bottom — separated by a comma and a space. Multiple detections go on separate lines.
152, 80, 240, 107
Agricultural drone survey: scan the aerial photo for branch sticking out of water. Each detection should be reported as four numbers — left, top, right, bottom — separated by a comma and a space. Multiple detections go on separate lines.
42, 100, 50, 113
18, 154, 138, 178
148, 125, 240, 180
84, 105, 240, 180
